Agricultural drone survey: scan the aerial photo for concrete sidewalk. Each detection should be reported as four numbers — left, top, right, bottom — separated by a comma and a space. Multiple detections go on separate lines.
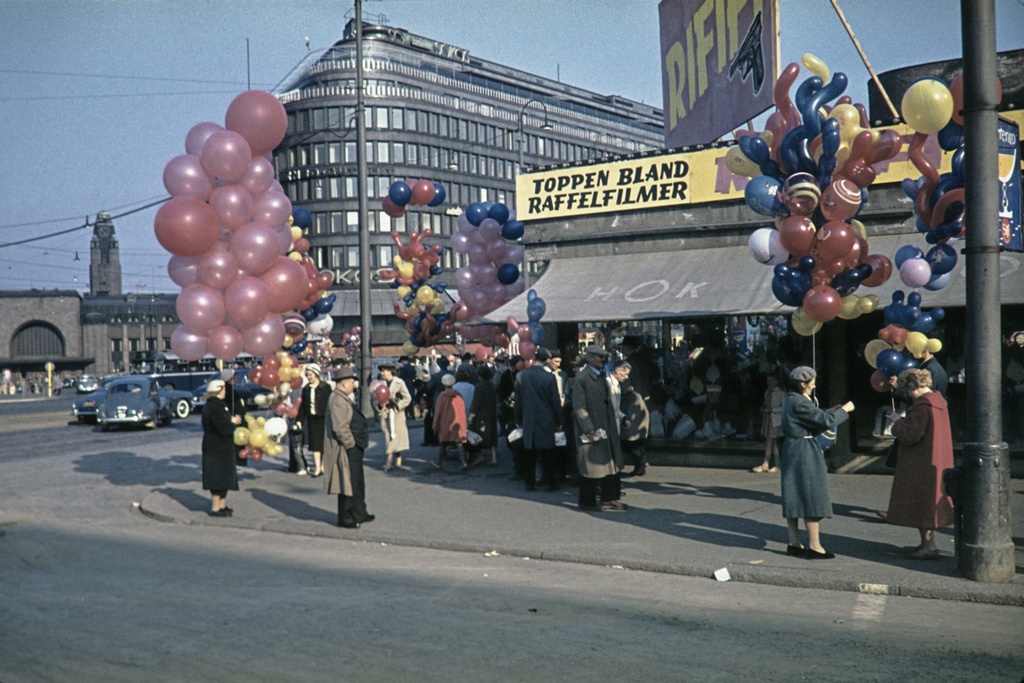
140, 425, 1024, 607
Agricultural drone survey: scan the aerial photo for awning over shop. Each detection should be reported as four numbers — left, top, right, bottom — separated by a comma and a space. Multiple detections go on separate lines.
482, 244, 789, 324
481, 234, 1024, 324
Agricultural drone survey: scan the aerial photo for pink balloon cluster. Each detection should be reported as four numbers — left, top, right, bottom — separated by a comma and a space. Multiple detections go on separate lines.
157, 91, 304, 362
449, 204, 525, 323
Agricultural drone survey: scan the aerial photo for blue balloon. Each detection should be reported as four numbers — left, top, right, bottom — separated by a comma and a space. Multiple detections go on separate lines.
744, 175, 788, 217
817, 118, 841, 186
925, 244, 957, 275
894, 245, 924, 269
526, 296, 546, 322
772, 276, 804, 306
497, 263, 520, 285
313, 297, 334, 315
427, 182, 447, 207
501, 220, 525, 240
529, 322, 544, 346
901, 177, 921, 201
301, 307, 319, 321
388, 181, 412, 207
487, 202, 510, 225
465, 202, 488, 226
937, 120, 964, 152
876, 349, 905, 377
291, 206, 312, 229
739, 135, 783, 180
291, 340, 307, 353
780, 125, 817, 176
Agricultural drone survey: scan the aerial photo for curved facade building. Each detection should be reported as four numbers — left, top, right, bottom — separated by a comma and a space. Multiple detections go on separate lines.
272, 19, 664, 344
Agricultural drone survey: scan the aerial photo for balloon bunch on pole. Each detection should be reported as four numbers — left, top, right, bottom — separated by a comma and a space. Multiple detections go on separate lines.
740, 55, 906, 335
228, 350, 306, 461
382, 179, 447, 217
234, 413, 290, 461
504, 290, 547, 369
157, 90, 333, 362
450, 201, 526, 347
341, 326, 361, 359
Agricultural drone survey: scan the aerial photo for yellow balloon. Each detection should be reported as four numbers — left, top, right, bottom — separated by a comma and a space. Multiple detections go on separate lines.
248, 428, 268, 449
901, 78, 953, 134
233, 427, 250, 446
837, 295, 862, 320
405, 304, 419, 317
849, 219, 868, 241
791, 308, 822, 336
291, 226, 303, 242
398, 262, 415, 280
288, 251, 303, 261
265, 442, 284, 457
905, 331, 928, 359
402, 341, 420, 356
725, 145, 760, 178
926, 339, 942, 355
429, 298, 446, 314
761, 130, 774, 148
255, 416, 266, 427
244, 414, 257, 427
857, 294, 879, 314
865, 339, 891, 368
397, 286, 412, 298
282, 334, 294, 348
801, 53, 830, 81
416, 287, 437, 306
393, 255, 404, 267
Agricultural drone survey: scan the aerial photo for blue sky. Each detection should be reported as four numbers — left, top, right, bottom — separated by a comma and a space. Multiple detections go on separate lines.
1, 0, 1022, 293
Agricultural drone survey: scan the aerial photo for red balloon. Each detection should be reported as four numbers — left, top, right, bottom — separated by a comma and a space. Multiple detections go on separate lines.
861, 253, 893, 287
315, 271, 334, 289
778, 216, 817, 257
262, 354, 281, 370
242, 314, 286, 357
294, 238, 310, 254
410, 179, 436, 206
251, 190, 293, 226
373, 384, 391, 405
154, 196, 220, 257
869, 370, 891, 393
240, 156, 275, 196
209, 184, 254, 229
197, 243, 239, 291
801, 285, 842, 322
261, 257, 308, 313
815, 221, 856, 261
224, 90, 288, 156
207, 324, 244, 361
382, 196, 406, 218
260, 366, 280, 388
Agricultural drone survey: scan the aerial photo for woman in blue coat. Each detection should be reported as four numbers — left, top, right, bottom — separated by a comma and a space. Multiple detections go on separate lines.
780, 366, 854, 560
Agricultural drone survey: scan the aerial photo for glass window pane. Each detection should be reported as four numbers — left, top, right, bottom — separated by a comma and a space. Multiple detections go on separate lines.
378, 211, 391, 234
377, 141, 389, 163
393, 142, 404, 164
312, 108, 325, 130
407, 144, 417, 165
345, 141, 357, 163
376, 107, 389, 129
347, 246, 359, 267
406, 109, 417, 131
346, 211, 359, 233
327, 107, 341, 129
315, 212, 328, 235
330, 211, 343, 233
392, 108, 404, 130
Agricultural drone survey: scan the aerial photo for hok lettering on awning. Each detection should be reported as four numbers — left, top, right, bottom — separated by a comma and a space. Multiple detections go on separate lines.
585, 280, 707, 303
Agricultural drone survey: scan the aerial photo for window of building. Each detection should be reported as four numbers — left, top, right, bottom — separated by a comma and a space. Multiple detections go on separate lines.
429, 112, 439, 135
128, 338, 140, 352
332, 246, 345, 269
298, 181, 310, 202
328, 142, 341, 164
344, 176, 358, 198
377, 141, 390, 163
299, 146, 310, 166
347, 246, 359, 267
405, 211, 419, 232
470, 154, 478, 174
330, 211, 343, 234
364, 141, 374, 163
459, 119, 468, 140
469, 121, 478, 142
407, 144, 417, 165
378, 211, 392, 234
393, 142, 405, 164
392, 108, 404, 130
111, 338, 122, 353
379, 244, 393, 267
313, 179, 325, 200
346, 211, 359, 233
393, 213, 406, 233
327, 106, 341, 129
367, 211, 377, 232
312, 108, 325, 130
345, 141, 357, 163
314, 212, 327, 235
439, 115, 449, 137
364, 107, 374, 129
329, 177, 341, 199
377, 176, 389, 198
367, 176, 378, 199
376, 107, 389, 129
407, 109, 418, 131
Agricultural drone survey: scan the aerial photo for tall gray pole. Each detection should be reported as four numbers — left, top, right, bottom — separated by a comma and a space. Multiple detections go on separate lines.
355, 0, 373, 415
517, 117, 530, 291
958, 0, 1014, 582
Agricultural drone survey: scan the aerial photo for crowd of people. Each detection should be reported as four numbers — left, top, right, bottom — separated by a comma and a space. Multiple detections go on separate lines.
199, 345, 955, 561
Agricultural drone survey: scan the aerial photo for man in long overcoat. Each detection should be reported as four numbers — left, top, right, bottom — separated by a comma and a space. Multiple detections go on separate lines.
514, 348, 563, 491
376, 362, 412, 471
573, 345, 626, 510
323, 367, 374, 529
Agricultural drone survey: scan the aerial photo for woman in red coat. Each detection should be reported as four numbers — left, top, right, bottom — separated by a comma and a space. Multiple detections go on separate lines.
888, 368, 954, 560
432, 374, 468, 471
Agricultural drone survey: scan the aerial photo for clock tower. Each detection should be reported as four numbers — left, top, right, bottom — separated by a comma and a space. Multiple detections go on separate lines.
89, 211, 122, 296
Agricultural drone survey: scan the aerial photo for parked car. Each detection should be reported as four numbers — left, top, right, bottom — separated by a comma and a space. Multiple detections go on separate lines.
97, 376, 173, 431
191, 369, 272, 410
160, 387, 195, 419
75, 374, 99, 394
71, 375, 122, 423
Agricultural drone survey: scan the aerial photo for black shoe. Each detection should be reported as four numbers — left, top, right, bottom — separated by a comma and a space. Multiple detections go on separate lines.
578, 503, 599, 511
634, 465, 647, 477
620, 471, 635, 479
786, 545, 806, 558
805, 548, 835, 560
362, 515, 375, 524
339, 521, 360, 529
207, 509, 232, 517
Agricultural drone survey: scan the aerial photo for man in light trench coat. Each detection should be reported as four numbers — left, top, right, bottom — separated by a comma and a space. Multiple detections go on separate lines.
573, 345, 627, 511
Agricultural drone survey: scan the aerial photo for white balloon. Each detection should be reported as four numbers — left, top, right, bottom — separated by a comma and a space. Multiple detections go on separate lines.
308, 313, 335, 337
264, 416, 288, 440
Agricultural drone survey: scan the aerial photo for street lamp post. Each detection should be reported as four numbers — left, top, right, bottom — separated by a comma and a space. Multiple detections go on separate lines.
355, 0, 373, 415
517, 99, 553, 291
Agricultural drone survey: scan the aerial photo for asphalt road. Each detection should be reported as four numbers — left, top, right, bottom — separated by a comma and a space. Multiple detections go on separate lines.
0, 410, 1021, 682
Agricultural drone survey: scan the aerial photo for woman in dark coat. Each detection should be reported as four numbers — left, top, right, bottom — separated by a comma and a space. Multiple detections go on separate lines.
779, 366, 854, 559
202, 380, 243, 517
300, 363, 332, 477
467, 364, 500, 466
888, 368, 954, 560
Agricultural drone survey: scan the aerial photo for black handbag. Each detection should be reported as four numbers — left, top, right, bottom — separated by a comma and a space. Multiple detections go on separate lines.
883, 440, 899, 469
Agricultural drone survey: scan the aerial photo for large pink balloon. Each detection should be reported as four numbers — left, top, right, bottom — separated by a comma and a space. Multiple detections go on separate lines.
209, 184, 254, 229
154, 196, 220, 257
251, 190, 292, 226
163, 154, 213, 200
197, 243, 239, 290
478, 218, 502, 242
450, 231, 470, 254
899, 258, 933, 288
260, 257, 308, 313
453, 266, 474, 291
176, 283, 227, 333
239, 156, 275, 196
231, 222, 279, 275
207, 324, 244, 360
486, 238, 509, 263
185, 122, 224, 156
200, 130, 252, 182
242, 313, 286, 357
170, 325, 208, 362
167, 255, 200, 287
506, 276, 526, 297
225, 276, 270, 327
274, 224, 293, 254
224, 90, 288, 157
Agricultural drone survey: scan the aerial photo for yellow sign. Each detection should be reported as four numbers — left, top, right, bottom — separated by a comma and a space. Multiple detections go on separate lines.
516, 111, 1024, 222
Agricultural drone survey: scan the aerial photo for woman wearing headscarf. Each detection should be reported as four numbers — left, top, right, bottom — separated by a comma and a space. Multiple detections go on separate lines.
779, 366, 854, 559
201, 380, 243, 517
887, 368, 954, 560
376, 362, 412, 472
432, 374, 468, 471
300, 363, 331, 477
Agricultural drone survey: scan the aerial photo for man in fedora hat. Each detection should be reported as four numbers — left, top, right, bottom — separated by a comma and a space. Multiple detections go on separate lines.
573, 345, 627, 511
323, 366, 374, 528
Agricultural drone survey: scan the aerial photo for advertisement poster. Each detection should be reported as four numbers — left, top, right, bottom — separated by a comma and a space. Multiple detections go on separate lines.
998, 116, 1022, 252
